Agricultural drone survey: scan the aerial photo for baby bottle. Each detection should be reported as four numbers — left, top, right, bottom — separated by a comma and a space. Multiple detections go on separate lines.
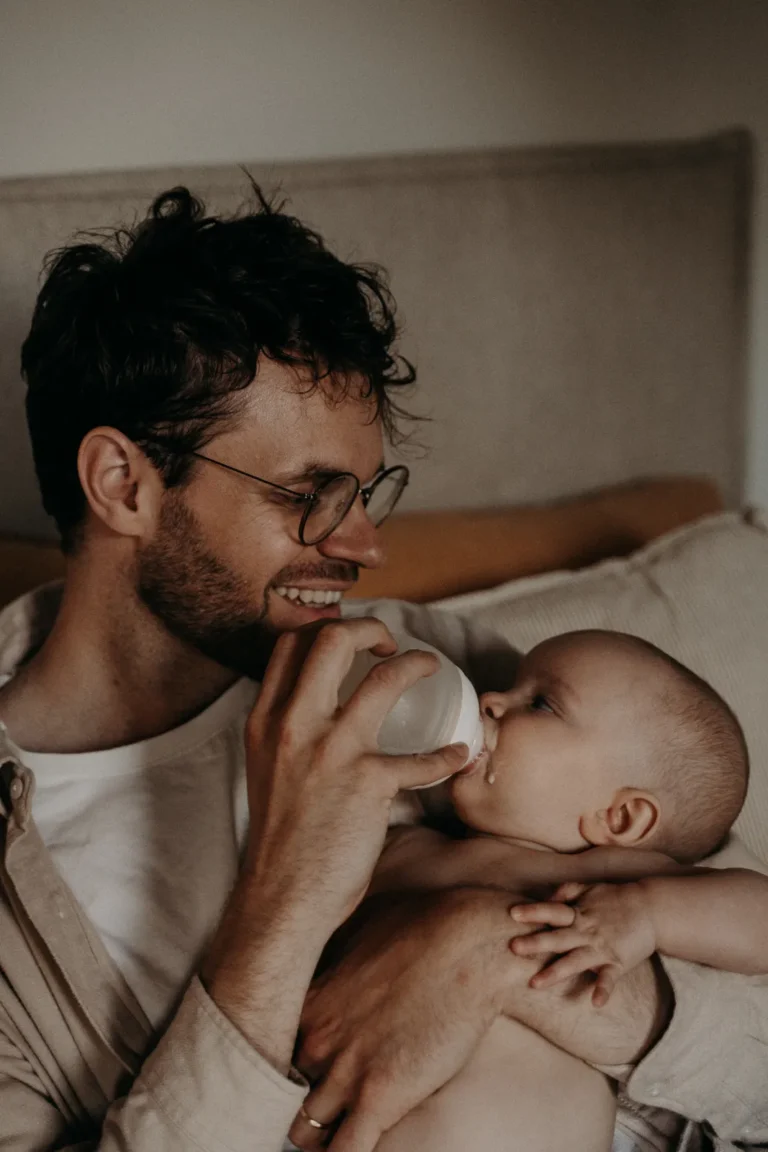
338, 632, 485, 788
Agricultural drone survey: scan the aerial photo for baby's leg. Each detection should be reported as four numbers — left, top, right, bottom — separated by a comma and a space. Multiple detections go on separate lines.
377, 1015, 616, 1152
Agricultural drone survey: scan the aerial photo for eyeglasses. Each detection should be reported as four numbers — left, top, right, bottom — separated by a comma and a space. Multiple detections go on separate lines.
189, 451, 409, 545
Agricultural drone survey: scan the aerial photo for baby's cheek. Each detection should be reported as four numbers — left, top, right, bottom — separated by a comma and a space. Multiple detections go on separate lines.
450, 779, 495, 828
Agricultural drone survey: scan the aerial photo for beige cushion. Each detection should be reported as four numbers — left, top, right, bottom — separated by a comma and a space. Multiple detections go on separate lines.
352, 477, 723, 603
426, 510, 768, 863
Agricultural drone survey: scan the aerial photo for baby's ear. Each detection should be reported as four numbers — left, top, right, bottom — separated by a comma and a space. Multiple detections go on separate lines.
580, 788, 661, 848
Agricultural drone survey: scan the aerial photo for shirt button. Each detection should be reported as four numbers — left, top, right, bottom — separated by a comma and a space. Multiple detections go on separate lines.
648, 1085, 660, 1098
743, 1126, 751, 1137
9, 778, 22, 800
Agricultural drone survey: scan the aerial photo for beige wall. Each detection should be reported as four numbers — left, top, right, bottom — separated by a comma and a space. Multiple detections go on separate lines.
2, 0, 767, 504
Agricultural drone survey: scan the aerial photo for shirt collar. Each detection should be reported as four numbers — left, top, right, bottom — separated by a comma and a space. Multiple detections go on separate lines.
0, 581, 63, 681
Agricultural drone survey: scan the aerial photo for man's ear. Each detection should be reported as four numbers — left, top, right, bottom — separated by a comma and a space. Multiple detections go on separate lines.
78, 427, 163, 541
579, 788, 662, 849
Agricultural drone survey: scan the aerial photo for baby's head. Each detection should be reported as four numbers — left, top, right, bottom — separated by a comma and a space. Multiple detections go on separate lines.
450, 630, 749, 863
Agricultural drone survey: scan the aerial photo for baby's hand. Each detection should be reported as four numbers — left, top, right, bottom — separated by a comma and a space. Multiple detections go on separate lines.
509, 881, 657, 1007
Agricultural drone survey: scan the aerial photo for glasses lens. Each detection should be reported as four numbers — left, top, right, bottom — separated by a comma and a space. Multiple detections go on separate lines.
364, 467, 408, 527
303, 474, 358, 544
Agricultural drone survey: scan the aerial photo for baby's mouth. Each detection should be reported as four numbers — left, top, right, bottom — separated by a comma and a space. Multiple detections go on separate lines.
456, 745, 490, 778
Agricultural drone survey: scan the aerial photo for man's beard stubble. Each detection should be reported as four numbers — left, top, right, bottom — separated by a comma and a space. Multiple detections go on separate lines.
136, 493, 276, 681
135, 492, 358, 682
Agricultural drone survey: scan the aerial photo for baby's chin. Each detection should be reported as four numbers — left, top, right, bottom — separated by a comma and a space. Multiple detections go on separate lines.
447, 781, 477, 826
449, 776, 505, 836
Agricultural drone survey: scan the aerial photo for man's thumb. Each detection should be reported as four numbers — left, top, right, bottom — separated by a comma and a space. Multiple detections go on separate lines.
395, 742, 470, 792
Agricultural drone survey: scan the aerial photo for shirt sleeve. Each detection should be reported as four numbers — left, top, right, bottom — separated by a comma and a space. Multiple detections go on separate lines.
617, 959, 768, 1147
0, 977, 308, 1152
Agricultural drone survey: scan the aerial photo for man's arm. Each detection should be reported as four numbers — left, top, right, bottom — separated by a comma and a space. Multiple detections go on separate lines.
0, 975, 310, 1152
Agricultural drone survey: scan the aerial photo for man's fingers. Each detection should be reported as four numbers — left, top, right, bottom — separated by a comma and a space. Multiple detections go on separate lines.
291, 617, 399, 722
289, 1066, 352, 1151
511, 901, 577, 927
530, 946, 597, 988
247, 628, 318, 735
383, 742, 469, 791
341, 649, 440, 742
328, 1110, 384, 1152
289, 1105, 338, 1151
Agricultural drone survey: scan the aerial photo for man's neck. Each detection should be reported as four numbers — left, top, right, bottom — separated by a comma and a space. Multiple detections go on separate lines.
0, 559, 241, 755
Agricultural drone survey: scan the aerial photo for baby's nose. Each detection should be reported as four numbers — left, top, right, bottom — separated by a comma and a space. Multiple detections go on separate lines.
479, 691, 507, 720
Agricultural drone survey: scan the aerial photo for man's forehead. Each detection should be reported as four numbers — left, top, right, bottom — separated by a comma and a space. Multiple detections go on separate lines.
278, 456, 387, 486
223, 361, 385, 475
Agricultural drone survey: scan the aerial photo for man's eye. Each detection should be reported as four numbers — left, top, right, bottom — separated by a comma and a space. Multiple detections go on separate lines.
273, 491, 310, 510
530, 694, 554, 714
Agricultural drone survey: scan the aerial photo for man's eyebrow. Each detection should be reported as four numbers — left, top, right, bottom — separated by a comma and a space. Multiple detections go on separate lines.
280, 461, 386, 485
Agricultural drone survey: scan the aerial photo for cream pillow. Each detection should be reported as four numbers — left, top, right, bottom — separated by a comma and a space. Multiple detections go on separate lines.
353, 510, 768, 863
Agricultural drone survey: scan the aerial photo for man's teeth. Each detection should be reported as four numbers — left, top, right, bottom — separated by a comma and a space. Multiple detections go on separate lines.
274, 586, 344, 606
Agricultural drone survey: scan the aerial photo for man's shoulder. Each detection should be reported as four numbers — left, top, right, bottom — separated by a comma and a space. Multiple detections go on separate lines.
0, 583, 63, 680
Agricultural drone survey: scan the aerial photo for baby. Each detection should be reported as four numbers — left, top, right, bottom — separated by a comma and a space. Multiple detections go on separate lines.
363, 630, 768, 1152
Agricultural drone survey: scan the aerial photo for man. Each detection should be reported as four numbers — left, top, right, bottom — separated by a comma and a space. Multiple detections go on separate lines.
0, 186, 764, 1152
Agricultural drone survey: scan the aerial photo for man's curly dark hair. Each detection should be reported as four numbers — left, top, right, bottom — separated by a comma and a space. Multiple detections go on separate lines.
21, 183, 416, 552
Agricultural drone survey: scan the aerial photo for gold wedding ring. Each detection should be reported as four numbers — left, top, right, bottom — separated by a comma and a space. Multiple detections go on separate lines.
299, 1104, 330, 1131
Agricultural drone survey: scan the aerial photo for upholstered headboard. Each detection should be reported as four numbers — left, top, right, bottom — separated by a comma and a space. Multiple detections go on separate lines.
0, 131, 751, 540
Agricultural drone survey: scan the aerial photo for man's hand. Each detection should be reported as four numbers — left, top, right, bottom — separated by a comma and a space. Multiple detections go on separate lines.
288, 888, 529, 1152
510, 880, 657, 1007
203, 619, 469, 1074
241, 619, 469, 931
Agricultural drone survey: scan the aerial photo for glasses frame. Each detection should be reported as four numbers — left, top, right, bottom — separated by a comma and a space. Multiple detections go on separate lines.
188, 451, 409, 545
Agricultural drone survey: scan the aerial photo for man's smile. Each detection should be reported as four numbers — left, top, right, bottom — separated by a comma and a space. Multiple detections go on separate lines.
274, 586, 345, 606
269, 584, 350, 622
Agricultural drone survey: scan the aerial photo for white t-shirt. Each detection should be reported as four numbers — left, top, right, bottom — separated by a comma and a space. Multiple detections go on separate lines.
2, 676, 259, 1029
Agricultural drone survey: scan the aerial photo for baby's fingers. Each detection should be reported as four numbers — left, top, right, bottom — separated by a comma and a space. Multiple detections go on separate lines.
513, 927, 588, 957
510, 902, 576, 928
529, 946, 598, 989
552, 881, 589, 903
592, 966, 619, 1008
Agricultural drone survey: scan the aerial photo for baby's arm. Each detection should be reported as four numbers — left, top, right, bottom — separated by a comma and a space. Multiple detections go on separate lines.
370, 825, 528, 895
370, 827, 681, 897
631, 867, 768, 971
513, 867, 768, 1006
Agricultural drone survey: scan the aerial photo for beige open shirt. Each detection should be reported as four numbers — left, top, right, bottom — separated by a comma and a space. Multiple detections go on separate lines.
0, 587, 767, 1151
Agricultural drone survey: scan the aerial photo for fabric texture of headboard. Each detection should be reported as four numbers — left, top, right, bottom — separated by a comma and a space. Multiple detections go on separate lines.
0, 131, 751, 540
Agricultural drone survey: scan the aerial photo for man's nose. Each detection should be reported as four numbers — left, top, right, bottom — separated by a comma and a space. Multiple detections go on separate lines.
317, 497, 386, 569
